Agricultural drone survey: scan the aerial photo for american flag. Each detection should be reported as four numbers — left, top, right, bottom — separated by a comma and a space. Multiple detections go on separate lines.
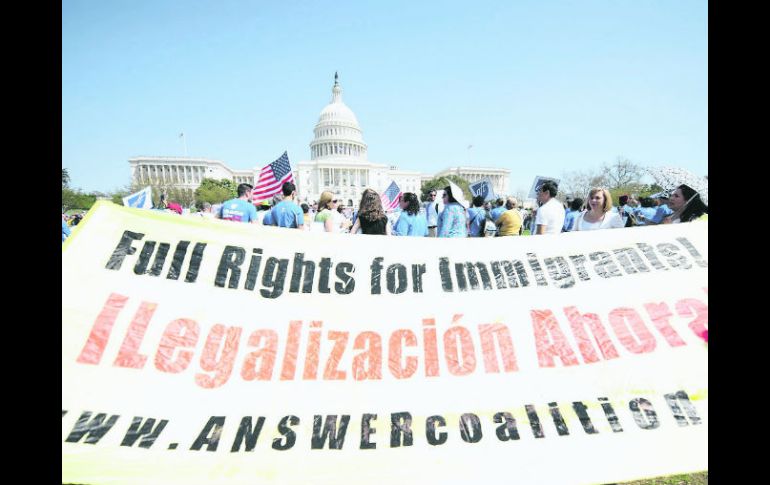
380, 181, 402, 211
252, 152, 295, 203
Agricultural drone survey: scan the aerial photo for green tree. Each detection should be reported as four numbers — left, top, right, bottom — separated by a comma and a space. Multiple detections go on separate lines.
62, 168, 70, 188
61, 188, 97, 211
113, 181, 197, 208
559, 169, 607, 200
420, 175, 471, 202
602, 156, 646, 194
608, 183, 664, 204
194, 178, 238, 208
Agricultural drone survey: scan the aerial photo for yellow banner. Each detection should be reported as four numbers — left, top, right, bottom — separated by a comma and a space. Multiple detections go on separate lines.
63, 201, 707, 485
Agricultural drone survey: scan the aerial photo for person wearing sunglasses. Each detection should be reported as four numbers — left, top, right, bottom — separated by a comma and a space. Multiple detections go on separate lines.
314, 191, 340, 232
437, 183, 468, 238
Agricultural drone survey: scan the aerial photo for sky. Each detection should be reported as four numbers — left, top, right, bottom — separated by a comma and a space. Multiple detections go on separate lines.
62, 0, 707, 196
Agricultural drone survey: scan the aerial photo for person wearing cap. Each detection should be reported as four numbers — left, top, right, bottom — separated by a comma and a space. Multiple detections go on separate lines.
534, 181, 565, 235
218, 183, 258, 223
255, 199, 271, 224
423, 190, 440, 237
261, 193, 284, 226
437, 182, 469, 238
641, 192, 674, 225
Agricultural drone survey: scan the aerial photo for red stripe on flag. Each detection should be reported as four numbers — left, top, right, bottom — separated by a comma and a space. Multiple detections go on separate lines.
381, 191, 402, 211
252, 172, 294, 202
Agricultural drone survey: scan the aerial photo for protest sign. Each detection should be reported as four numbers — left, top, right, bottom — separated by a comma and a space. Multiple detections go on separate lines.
63, 201, 707, 484
122, 186, 153, 209
469, 178, 496, 202
528, 176, 560, 199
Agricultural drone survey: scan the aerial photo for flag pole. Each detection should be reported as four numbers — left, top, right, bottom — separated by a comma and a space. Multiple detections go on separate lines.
180, 132, 188, 157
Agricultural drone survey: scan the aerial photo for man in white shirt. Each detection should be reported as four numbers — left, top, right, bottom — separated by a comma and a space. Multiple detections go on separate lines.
534, 181, 566, 235
423, 190, 440, 237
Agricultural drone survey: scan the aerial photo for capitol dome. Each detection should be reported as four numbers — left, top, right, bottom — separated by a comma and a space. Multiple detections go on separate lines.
310, 72, 368, 161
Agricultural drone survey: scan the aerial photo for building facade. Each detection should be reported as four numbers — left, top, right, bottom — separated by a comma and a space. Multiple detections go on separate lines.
432, 166, 510, 197
128, 74, 509, 205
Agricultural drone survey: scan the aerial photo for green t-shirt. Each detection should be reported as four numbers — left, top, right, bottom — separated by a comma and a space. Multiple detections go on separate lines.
315, 209, 332, 223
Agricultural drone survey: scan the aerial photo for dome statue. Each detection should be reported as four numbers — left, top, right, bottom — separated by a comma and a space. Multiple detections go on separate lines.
310, 73, 368, 161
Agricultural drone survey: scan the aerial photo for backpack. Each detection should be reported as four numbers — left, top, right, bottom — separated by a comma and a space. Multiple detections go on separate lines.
484, 218, 497, 237
479, 211, 497, 237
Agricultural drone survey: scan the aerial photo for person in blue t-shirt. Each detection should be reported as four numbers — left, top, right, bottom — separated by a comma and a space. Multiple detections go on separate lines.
393, 192, 429, 237
466, 195, 487, 237
562, 197, 584, 232
270, 182, 305, 229
490, 197, 506, 223
219, 183, 258, 223
649, 193, 674, 224
62, 217, 71, 242
632, 197, 658, 226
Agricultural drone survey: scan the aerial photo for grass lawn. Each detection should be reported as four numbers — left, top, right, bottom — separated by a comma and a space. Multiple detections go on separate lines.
619, 471, 707, 484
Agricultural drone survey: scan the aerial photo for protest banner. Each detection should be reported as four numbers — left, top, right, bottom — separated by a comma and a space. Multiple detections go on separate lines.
468, 178, 496, 202
528, 176, 561, 199
63, 201, 707, 484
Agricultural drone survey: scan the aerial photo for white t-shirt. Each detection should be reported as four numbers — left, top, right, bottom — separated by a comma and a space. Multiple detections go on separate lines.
534, 198, 566, 235
331, 210, 347, 233
575, 211, 624, 231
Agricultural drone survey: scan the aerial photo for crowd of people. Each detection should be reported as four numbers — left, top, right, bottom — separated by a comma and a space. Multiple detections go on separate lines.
61, 179, 708, 243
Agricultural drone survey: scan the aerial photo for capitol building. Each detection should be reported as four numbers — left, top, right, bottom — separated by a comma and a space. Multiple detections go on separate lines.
129, 74, 510, 206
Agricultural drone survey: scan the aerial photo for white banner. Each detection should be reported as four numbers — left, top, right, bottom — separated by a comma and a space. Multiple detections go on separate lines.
63, 201, 707, 484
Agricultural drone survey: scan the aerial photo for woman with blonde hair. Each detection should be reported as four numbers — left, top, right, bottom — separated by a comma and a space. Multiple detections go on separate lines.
314, 191, 340, 232
351, 188, 391, 235
574, 188, 624, 231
